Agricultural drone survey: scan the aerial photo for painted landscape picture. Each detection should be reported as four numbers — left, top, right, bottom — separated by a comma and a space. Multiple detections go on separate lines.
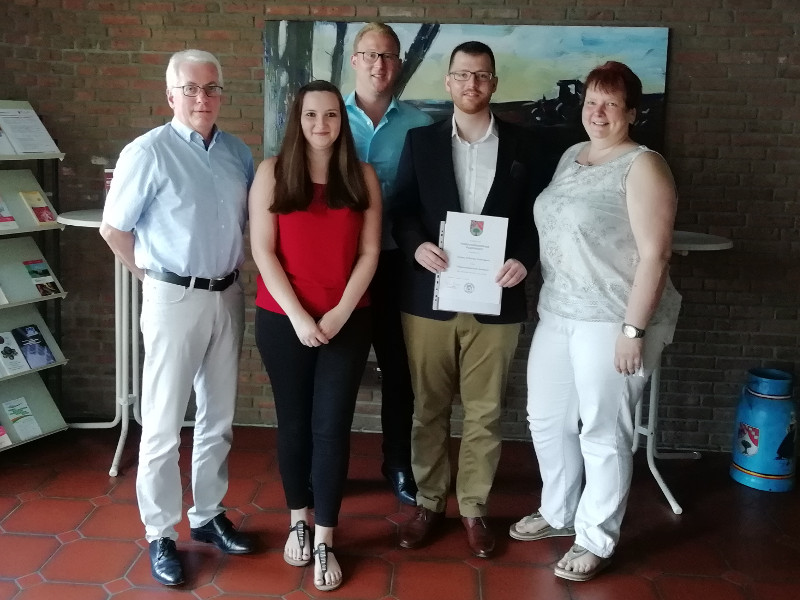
263, 21, 669, 158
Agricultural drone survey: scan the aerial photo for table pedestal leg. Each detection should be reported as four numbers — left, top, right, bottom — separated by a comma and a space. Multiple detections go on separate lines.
633, 362, 701, 515
108, 260, 141, 476
68, 259, 140, 477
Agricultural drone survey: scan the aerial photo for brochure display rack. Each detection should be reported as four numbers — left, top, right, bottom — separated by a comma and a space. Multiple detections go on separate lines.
0, 100, 68, 451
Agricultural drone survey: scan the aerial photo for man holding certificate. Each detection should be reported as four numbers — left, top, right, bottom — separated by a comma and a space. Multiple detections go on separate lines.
391, 41, 546, 558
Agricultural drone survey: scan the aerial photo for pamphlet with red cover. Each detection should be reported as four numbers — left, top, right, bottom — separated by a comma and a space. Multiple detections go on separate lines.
18, 190, 55, 225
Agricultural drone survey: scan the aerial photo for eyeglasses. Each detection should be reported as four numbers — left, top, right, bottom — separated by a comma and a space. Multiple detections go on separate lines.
172, 84, 224, 98
355, 51, 401, 64
448, 71, 495, 82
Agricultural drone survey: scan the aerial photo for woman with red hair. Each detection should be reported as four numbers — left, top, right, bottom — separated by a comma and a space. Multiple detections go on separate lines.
510, 62, 682, 581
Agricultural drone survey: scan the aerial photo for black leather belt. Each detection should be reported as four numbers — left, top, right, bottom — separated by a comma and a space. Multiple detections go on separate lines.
145, 269, 239, 292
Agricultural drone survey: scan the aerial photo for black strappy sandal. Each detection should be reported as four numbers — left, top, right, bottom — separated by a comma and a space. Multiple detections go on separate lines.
283, 519, 312, 566
313, 542, 342, 591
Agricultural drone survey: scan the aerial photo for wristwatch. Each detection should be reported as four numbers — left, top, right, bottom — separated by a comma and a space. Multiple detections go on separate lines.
621, 323, 646, 339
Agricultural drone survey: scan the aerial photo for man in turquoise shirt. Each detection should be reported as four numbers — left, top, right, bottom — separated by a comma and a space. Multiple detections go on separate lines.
345, 22, 433, 505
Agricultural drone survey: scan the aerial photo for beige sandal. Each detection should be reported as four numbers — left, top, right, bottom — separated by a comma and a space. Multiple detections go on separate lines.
554, 544, 612, 582
509, 511, 575, 541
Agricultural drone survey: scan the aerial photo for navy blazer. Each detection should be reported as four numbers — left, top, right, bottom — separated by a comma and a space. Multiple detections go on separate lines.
391, 116, 547, 324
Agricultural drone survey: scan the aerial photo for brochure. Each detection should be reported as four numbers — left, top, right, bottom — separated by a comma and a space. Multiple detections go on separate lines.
0, 425, 11, 448
2, 397, 43, 441
19, 190, 56, 225
0, 195, 18, 231
11, 324, 56, 369
23, 258, 61, 297
0, 330, 30, 376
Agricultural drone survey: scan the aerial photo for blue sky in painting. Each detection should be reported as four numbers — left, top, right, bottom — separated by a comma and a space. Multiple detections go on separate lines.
310, 22, 668, 102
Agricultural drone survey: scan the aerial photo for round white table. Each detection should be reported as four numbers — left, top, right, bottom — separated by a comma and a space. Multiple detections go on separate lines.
632, 230, 733, 514
55, 209, 102, 229
672, 231, 733, 255
57, 209, 141, 476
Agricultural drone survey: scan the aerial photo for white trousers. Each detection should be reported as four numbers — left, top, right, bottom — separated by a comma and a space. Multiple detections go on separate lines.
137, 275, 244, 542
526, 309, 671, 558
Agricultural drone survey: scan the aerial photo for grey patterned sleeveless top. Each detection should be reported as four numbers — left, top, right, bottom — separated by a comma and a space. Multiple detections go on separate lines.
534, 142, 681, 331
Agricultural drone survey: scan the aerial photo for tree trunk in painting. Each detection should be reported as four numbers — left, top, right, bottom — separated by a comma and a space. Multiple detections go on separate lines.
328, 22, 348, 89
263, 21, 314, 156
396, 23, 440, 97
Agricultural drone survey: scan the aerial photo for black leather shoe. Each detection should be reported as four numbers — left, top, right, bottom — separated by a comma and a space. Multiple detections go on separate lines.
149, 538, 184, 586
190, 513, 254, 554
382, 464, 418, 506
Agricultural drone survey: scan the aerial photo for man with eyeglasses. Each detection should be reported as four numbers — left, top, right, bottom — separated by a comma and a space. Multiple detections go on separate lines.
345, 22, 433, 506
100, 49, 255, 586
392, 41, 546, 558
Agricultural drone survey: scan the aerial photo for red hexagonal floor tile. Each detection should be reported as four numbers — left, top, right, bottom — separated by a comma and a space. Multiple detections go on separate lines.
3, 498, 93, 535
226, 449, 273, 480
481, 563, 570, 600
108, 474, 137, 502
0, 495, 20, 521
40, 538, 140, 583
0, 581, 18, 600
79, 502, 143, 540
334, 514, 397, 557
393, 560, 478, 600
655, 575, 748, 600
12, 582, 108, 600
40, 470, 116, 499
571, 573, 661, 600
748, 581, 800, 600
221, 476, 261, 509
0, 534, 61, 578
0, 467, 53, 496
213, 550, 303, 596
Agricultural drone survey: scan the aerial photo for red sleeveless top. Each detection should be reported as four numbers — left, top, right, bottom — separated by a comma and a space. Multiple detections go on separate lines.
256, 184, 369, 318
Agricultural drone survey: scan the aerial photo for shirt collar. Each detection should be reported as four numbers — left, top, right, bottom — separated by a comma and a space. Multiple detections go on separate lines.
344, 92, 399, 119
451, 112, 497, 145
170, 117, 218, 147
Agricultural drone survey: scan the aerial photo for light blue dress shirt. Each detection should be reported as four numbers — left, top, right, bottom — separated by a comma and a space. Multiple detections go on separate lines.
345, 92, 433, 249
103, 118, 254, 278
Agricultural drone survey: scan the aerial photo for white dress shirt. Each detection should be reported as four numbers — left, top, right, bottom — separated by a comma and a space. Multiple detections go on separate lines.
451, 114, 498, 215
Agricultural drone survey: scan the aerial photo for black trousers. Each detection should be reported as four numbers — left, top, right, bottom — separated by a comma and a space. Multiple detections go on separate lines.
369, 249, 415, 469
255, 307, 372, 527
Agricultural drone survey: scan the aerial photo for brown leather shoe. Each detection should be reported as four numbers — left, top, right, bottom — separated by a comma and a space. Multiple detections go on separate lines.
462, 516, 495, 558
398, 507, 444, 549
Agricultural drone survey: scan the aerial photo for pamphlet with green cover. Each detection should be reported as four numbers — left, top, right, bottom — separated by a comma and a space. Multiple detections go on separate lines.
23, 258, 60, 297
2, 397, 42, 441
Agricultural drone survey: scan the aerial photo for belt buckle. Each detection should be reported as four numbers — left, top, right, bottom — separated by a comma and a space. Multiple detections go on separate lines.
209, 272, 233, 291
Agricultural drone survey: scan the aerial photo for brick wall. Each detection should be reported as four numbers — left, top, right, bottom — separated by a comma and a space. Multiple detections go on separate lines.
1, 0, 797, 451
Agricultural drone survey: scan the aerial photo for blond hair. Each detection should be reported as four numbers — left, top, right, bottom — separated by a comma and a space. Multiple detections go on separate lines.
352, 22, 401, 55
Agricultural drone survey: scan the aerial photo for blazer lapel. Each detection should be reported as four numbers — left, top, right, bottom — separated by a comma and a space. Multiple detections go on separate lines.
432, 119, 463, 213
482, 117, 517, 216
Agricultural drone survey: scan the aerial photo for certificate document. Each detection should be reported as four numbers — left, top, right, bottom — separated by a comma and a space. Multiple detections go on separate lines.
433, 211, 508, 315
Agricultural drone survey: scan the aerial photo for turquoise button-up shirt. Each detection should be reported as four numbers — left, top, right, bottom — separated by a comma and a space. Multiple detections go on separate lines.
345, 92, 433, 249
